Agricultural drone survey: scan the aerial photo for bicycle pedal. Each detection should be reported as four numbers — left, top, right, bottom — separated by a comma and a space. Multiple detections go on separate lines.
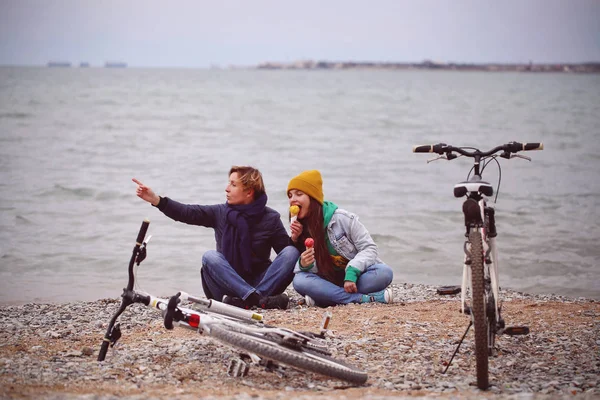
320, 310, 332, 331
227, 358, 249, 377
504, 326, 530, 336
437, 285, 461, 295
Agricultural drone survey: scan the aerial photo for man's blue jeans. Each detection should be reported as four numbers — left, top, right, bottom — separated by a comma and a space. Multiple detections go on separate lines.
201, 246, 299, 301
293, 263, 393, 307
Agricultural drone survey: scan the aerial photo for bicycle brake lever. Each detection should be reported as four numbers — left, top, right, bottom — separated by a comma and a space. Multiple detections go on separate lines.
135, 235, 152, 265
510, 154, 532, 162
427, 155, 447, 163
136, 246, 147, 265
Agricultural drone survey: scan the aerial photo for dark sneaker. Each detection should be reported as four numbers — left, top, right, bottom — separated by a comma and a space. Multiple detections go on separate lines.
222, 295, 250, 309
259, 293, 289, 310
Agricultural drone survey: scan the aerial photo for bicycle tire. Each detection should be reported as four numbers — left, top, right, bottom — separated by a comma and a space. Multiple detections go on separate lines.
209, 325, 368, 385
469, 229, 489, 390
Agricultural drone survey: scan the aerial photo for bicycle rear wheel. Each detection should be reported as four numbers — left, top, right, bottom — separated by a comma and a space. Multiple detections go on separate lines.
469, 229, 489, 390
209, 325, 368, 385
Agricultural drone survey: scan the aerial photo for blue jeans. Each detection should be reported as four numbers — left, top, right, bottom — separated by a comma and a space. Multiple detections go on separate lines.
293, 263, 393, 307
201, 246, 299, 301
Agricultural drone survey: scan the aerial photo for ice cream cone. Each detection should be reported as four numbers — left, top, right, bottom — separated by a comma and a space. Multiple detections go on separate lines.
290, 205, 299, 223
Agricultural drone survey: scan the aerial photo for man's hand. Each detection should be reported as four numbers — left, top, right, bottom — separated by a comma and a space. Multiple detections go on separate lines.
132, 178, 160, 206
290, 220, 304, 243
344, 281, 357, 293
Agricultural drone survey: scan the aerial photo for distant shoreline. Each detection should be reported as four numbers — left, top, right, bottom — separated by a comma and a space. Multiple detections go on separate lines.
2, 61, 598, 73
256, 60, 600, 73
5, 60, 599, 73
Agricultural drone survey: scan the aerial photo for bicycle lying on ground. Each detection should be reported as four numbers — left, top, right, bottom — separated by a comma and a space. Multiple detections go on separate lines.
413, 141, 543, 390
97, 219, 368, 385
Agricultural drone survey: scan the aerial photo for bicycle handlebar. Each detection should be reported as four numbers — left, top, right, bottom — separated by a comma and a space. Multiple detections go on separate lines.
98, 219, 150, 362
413, 141, 543, 157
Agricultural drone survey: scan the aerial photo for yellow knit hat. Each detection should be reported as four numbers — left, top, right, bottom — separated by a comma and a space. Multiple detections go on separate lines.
287, 170, 324, 205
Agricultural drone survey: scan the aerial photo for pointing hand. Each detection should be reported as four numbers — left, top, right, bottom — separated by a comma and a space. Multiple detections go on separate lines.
132, 178, 160, 206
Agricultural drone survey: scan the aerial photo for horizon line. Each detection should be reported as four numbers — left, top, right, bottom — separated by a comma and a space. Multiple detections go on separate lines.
1, 59, 600, 69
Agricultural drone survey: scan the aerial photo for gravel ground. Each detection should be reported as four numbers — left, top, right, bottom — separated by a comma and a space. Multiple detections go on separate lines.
1, 283, 598, 400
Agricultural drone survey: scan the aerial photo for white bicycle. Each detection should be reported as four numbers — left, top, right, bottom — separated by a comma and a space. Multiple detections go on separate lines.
97, 219, 368, 385
413, 141, 543, 390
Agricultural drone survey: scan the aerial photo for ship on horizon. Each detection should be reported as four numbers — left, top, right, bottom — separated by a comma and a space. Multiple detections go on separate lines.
104, 62, 127, 68
47, 61, 71, 67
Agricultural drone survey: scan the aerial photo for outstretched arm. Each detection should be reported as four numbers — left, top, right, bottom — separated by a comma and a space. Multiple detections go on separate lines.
132, 178, 160, 206
133, 177, 220, 227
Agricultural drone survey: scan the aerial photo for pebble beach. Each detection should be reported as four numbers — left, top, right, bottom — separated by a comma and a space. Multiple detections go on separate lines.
1, 283, 598, 400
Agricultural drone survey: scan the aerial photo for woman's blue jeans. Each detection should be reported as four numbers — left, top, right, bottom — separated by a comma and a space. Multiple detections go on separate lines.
293, 263, 393, 307
201, 246, 299, 301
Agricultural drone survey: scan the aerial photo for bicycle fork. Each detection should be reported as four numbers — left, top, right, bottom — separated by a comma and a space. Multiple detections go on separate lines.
461, 200, 529, 336
460, 198, 500, 320
444, 198, 530, 373
445, 197, 501, 373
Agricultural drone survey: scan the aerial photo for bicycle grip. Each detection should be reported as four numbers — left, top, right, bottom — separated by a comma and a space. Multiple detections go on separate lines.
136, 219, 150, 245
522, 142, 543, 151
413, 145, 433, 153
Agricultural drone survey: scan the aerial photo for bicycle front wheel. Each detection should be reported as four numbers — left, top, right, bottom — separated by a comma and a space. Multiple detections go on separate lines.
209, 325, 368, 385
469, 229, 489, 390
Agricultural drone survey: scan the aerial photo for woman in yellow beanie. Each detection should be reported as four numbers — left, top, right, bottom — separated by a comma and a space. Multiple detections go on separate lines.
287, 170, 394, 307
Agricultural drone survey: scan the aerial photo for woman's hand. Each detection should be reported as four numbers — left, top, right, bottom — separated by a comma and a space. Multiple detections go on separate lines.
132, 178, 160, 206
290, 220, 304, 243
300, 247, 315, 268
344, 281, 357, 293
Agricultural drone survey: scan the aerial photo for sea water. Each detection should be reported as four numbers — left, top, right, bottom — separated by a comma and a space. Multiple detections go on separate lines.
1, 67, 599, 304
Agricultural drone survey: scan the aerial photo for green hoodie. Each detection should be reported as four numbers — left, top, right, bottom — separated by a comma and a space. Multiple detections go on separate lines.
322, 201, 362, 283
322, 201, 338, 254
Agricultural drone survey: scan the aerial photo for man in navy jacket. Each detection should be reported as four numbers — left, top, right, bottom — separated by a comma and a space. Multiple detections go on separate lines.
132, 166, 298, 309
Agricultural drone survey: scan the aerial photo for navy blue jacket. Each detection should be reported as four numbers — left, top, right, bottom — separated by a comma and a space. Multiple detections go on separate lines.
157, 197, 291, 275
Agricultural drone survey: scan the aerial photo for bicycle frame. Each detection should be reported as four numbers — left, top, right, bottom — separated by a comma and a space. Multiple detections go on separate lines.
149, 290, 322, 349
458, 185, 502, 349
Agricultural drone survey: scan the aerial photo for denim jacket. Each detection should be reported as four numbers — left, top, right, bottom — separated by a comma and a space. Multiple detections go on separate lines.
294, 208, 382, 281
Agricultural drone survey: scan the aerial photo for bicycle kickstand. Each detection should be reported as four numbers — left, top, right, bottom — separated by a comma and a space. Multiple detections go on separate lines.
442, 321, 472, 374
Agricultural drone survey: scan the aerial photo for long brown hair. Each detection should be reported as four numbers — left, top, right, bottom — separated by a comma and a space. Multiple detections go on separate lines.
298, 197, 338, 284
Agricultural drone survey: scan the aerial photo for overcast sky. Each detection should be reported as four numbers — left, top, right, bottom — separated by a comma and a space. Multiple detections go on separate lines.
1, 0, 599, 67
